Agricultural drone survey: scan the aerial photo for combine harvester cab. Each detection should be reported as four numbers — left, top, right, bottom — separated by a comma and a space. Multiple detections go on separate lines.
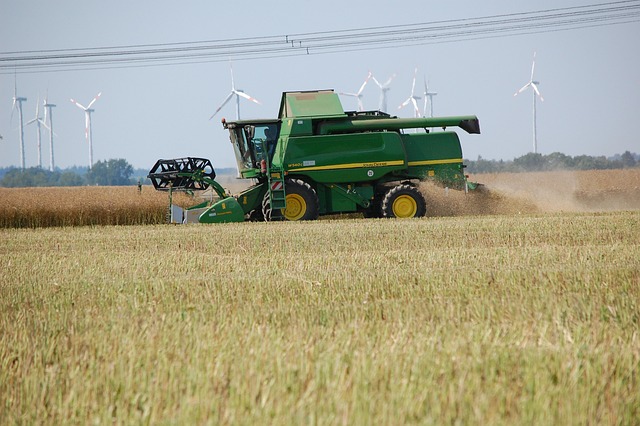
149, 90, 480, 223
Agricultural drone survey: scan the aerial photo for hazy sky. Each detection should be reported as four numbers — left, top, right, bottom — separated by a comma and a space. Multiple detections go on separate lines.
1, 1, 639, 171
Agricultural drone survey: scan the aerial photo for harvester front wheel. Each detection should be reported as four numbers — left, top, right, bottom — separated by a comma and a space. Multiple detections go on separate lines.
381, 184, 427, 218
282, 179, 319, 221
262, 179, 319, 221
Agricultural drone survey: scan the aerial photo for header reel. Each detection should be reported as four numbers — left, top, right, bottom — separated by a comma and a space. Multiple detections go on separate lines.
147, 157, 215, 191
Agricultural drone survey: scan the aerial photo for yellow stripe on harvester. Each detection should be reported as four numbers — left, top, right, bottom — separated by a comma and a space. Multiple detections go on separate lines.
407, 158, 463, 166
289, 160, 405, 172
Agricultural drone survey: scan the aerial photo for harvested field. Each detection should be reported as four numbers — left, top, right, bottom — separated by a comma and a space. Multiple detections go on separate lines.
1, 212, 638, 424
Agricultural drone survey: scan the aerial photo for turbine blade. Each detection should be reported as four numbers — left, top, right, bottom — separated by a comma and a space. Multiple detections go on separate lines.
410, 68, 418, 95
513, 82, 531, 96
411, 98, 420, 117
39, 119, 51, 131
356, 72, 372, 95
530, 51, 537, 80
531, 83, 544, 101
34, 94, 40, 118
235, 90, 261, 105
383, 73, 396, 87
398, 97, 411, 109
209, 92, 234, 120
371, 74, 382, 88
26, 117, 37, 125
70, 98, 87, 110
87, 92, 102, 109
229, 62, 235, 90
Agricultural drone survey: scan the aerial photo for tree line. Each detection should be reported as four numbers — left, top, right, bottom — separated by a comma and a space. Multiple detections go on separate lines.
1, 152, 638, 187
465, 151, 638, 174
0, 159, 137, 188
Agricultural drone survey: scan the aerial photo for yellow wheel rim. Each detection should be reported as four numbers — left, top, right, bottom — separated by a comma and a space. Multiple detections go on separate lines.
392, 194, 417, 218
283, 193, 307, 221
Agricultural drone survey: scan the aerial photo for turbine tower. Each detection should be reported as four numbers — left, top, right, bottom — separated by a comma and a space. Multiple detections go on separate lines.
43, 97, 57, 171
398, 68, 422, 118
339, 72, 372, 111
70, 92, 102, 170
210, 64, 261, 121
25, 95, 48, 168
514, 51, 544, 154
371, 72, 396, 112
422, 77, 437, 118
10, 78, 27, 170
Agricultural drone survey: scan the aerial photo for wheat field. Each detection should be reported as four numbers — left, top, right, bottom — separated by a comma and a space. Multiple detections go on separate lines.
1, 169, 639, 228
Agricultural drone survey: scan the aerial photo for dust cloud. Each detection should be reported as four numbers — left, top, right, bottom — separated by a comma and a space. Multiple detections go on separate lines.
421, 169, 640, 217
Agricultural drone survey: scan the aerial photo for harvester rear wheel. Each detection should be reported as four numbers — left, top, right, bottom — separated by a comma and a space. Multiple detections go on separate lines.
381, 184, 427, 218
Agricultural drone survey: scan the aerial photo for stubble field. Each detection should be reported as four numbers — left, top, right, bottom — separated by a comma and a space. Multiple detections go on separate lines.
1, 169, 639, 424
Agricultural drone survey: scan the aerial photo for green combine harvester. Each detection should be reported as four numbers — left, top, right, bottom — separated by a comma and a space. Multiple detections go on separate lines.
148, 89, 480, 223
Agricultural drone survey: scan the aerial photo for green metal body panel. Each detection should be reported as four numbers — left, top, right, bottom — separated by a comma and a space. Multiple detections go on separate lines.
197, 196, 245, 223
315, 183, 373, 214
278, 90, 346, 119
283, 132, 406, 183
236, 183, 267, 214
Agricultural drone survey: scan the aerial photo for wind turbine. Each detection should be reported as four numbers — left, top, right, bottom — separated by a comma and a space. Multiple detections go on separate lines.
70, 92, 101, 170
371, 72, 396, 112
10, 77, 27, 170
43, 95, 57, 171
514, 51, 544, 154
210, 64, 261, 121
422, 77, 437, 118
25, 95, 48, 168
398, 68, 422, 118
339, 72, 372, 111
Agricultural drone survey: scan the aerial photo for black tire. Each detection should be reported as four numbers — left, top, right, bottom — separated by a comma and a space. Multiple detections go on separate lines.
247, 209, 264, 222
261, 191, 284, 221
381, 184, 427, 218
262, 179, 319, 221
363, 193, 383, 218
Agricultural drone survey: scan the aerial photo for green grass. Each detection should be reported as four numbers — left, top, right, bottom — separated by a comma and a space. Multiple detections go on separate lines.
1, 212, 639, 424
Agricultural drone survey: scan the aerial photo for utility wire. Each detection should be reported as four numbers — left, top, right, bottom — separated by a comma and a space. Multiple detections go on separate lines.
1, 1, 639, 74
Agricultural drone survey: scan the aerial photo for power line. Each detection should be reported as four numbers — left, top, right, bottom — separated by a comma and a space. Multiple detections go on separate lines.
1, 1, 639, 74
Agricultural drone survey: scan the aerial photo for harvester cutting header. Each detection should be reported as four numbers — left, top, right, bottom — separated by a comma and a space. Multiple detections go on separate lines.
148, 89, 480, 223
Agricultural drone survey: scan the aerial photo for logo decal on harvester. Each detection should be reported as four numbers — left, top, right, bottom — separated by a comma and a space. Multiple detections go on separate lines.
271, 181, 283, 191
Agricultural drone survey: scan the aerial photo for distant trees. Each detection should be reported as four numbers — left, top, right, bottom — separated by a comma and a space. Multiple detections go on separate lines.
0, 168, 84, 188
0, 152, 637, 187
0, 159, 135, 188
85, 159, 134, 186
466, 151, 639, 174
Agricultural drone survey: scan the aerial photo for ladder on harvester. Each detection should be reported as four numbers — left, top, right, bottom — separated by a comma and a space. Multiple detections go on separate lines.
267, 165, 287, 210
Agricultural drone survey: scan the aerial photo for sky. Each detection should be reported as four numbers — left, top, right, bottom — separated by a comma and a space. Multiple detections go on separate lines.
1, 0, 639, 171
